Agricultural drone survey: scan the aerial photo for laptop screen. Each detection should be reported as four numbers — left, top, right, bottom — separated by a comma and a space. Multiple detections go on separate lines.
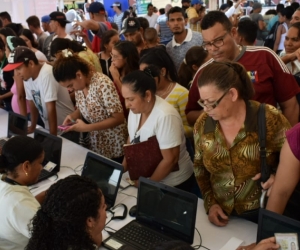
81, 152, 123, 208
7, 112, 28, 137
257, 209, 300, 244
137, 178, 198, 244
34, 130, 62, 171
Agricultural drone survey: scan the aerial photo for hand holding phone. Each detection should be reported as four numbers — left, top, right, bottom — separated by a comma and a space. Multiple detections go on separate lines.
58, 122, 76, 131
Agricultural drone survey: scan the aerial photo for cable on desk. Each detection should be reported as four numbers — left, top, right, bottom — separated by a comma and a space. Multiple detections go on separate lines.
192, 227, 210, 250
61, 166, 76, 175
74, 164, 84, 174
118, 191, 137, 199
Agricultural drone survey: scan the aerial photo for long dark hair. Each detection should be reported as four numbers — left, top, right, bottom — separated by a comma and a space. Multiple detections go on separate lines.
26, 175, 103, 250
20, 29, 38, 48
50, 38, 86, 57
100, 29, 119, 52
113, 41, 139, 75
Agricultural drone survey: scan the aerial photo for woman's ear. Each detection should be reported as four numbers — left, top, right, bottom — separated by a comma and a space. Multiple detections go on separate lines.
86, 216, 95, 229
21, 160, 30, 177
229, 88, 239, 102
144, 90, 153, 102
192, 64, 199, 72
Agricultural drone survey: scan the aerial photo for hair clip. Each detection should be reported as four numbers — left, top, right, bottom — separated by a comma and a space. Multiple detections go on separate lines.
61, 49, 73, 58
143, 67, 154, 78
183, 58, 187, 65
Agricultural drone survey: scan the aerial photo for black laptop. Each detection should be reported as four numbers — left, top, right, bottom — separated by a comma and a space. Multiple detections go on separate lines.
103, 177, 198, 250
34, 129, 62, 182
0, 112, 28, 147
81, 152, 124, 210
257, 208, 300, 245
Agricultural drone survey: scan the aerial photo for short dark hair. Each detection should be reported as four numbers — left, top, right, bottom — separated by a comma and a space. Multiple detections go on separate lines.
147, 3, 153, 9
144, 27, 158, 43
0, 11, 11, 22
276, 3, 285, 12
26, 15, 41, 29
279, 6, 295, 20
159, 8, 165, 15
167, 6, 185, 20
265, 9, 277, 15
26, 175, 103, 250
291, 2, 300, 11
201, 11, 232, 32
53, 51, 91, 82
237, 19, 258, 45
198, 62, 254, 102
0, 136, 43, 177
137, 17, 149, 31
100, 29, 119, 52
122, 70, 156, 97
0, 27, 16, 39
5, 23, 23, 36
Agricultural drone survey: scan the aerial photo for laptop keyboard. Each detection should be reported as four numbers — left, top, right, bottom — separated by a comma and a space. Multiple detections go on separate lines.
116, 222, 169, 249
38, 169, 50, 179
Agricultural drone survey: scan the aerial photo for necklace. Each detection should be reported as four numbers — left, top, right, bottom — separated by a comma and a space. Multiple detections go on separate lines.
157, 82, 174, 98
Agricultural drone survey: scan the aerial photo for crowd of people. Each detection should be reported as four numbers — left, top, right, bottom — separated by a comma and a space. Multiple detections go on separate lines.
0, 0, 300, 249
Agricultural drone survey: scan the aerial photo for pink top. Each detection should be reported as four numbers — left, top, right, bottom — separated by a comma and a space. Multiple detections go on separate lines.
286, 123, 300, 161
11, 82, 30, 114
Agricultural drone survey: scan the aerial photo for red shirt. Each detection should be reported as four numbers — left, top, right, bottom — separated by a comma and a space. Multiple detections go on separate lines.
185, 46, 300, 114
92, 21, 112, 53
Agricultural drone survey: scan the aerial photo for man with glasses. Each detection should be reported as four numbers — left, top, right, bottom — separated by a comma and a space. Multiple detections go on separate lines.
185, 11, 300, 127
166, 6, 203, 72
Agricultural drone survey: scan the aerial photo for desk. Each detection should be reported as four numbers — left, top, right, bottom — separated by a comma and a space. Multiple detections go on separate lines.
0, 109, 258, 250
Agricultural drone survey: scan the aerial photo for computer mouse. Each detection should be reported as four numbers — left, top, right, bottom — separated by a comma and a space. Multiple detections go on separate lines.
129, 205, 137, 217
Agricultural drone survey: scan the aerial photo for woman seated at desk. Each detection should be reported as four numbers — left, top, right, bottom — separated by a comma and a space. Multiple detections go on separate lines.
0, 136, 45, 250
121, 70, 194, 191
26, 175, 106, 250
193, 62, 290, 226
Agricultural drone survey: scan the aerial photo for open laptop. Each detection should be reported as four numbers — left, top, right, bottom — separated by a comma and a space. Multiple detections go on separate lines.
34, 129, 62, 182
81, 152, 124, 210
103, 177, 198, 250
0, 112, 28, 147
257, 208, 300, 245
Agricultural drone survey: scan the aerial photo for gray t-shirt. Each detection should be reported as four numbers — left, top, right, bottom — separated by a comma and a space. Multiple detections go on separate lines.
250, 13, 265, 40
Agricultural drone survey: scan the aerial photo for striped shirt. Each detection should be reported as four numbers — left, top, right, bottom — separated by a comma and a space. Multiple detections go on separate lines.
165, 83, 193, 138
114, 12, 124, 32
156, 14, 173, 43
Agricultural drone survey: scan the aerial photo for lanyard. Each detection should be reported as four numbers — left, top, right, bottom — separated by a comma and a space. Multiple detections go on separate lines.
1, 175, 21, 185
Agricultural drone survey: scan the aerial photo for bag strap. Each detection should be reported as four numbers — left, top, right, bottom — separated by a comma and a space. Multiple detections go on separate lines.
258, 103, 270, 183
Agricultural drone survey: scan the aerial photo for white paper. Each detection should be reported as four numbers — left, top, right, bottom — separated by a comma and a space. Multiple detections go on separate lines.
219, 237, 244, 250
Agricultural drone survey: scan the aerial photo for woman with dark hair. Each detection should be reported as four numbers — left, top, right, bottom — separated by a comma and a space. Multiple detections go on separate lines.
0, 37, 14, 111
19, 29, 47, 61
194, 62, 290, 227
26, 175, 107, 250
53, 50, 126, 162
178, 46, 209, 89
0, 27, 16, 45
0, 136, 45, 250
5, 23, 23, 36
50, 38, 102, 72
139, 47, 192, 138
122, 70, 194, 190
110, 41, 139, 118
99, 29, 119, 80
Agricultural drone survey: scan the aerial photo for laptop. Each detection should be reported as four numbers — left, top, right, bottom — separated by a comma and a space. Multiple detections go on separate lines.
103, 177, 198, 250
34, 129, 62, 182
257, 208, 300, 245
0, 112, 28, 147
81, 152, 124, 210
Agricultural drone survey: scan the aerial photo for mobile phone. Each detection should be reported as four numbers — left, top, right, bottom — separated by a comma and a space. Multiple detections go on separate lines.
57, 122, 75, 131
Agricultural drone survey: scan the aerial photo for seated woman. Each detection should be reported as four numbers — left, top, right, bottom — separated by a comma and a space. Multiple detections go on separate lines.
266, 122, 300, 220
194, 62, 290, 226
121, 70, 194, 191
0, 136, 45, 250
53, 49, 127, 163
139, 48, 193, 138
25, 175, 106, 250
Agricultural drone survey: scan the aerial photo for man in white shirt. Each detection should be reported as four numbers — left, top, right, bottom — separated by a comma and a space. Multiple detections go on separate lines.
145, 3, 158, 28
3, 46, 75, 135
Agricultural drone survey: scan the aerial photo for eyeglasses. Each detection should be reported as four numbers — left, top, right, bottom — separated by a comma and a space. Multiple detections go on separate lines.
197, 90, 229, 111
202, 33, 228, 50
110, 53, 121, 60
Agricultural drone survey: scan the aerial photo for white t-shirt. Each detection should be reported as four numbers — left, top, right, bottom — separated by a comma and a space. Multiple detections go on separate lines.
0, 179, 40, 250
127, 96, 193, 186
145, 14, 159, 28
24, 63, 74, 129
35, 50, 47, 62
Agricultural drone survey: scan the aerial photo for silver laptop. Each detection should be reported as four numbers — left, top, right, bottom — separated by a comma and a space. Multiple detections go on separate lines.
103, 177, 198, 250
0, 111, 28, 147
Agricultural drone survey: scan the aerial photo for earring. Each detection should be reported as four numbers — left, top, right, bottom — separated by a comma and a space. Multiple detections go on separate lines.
147, 100, 150, 103
25, 172, 28, 176
80, 76, 82, 79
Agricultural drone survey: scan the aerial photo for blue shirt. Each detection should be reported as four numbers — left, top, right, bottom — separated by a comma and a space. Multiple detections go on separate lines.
267, 15, 279, 31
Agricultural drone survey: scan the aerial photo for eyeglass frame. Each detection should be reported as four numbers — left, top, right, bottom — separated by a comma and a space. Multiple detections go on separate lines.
197, 89, 229, 110
201, 32, 228, 50
110, 52, 122, 60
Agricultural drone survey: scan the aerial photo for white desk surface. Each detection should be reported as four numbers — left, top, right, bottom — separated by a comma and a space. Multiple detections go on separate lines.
0, 109, 258, 250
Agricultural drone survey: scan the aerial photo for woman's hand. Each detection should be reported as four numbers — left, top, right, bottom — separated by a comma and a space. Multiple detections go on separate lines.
65, 119, 87, 133
63, 115, 75, 126
252, 173, 275, 196
208, 204, 229, 227
109, 64, 120, 81
237, 237, 279, 250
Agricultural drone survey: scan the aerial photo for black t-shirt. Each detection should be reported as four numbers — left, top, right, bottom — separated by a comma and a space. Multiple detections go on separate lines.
0, 58, 14, 107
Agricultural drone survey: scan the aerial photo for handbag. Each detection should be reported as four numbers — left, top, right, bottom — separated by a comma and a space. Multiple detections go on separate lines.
258, 104, 300, 220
